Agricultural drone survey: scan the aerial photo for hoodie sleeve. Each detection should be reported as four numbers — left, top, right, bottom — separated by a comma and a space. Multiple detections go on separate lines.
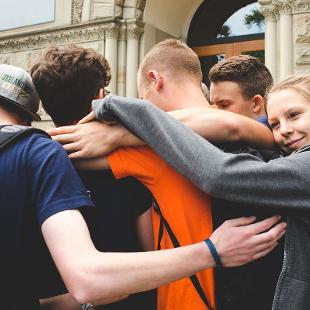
92, 95, 310, 213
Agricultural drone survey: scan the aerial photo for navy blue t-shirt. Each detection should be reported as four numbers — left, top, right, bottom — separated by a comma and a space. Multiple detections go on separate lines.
0, 132, 94, 309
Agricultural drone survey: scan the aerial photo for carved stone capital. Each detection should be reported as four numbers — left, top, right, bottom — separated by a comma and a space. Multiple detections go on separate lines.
119, 22, 127, 40
293, 0, 310, 13
260, 5, 277, 21
279, 0, 293, 14
269, 0, 282, 19
72, 0, 84, 24
126, 22, 144, 40
106, 23, 120, 39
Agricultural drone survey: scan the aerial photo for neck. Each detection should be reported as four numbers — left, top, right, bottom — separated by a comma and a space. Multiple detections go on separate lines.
0, 109, 26, 126
163, 83, 210, 111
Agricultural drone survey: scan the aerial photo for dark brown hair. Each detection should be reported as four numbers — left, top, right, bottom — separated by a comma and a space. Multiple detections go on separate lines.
209, 55, 273, 99
31, 45, 111, 125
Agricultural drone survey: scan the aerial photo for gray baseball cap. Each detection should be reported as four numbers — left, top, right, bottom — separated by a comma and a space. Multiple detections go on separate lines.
0, 64, 41, 121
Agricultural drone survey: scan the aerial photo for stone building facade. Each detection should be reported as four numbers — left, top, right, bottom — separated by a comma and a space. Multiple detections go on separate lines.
0, 0, 309, 127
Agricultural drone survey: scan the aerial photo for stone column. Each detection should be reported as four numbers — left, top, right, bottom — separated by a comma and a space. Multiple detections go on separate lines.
117, 22, 127, 96
260, 4, 278, 80
279, 1, 293, 79
126, 21, 144, 98
105, 23, 120, 94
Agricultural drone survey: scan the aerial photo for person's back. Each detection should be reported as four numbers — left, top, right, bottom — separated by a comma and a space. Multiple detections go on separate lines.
106, 145, 216, 310
0, 128, 70, 309
79, 170, 155, 309
31, 45, 156, 309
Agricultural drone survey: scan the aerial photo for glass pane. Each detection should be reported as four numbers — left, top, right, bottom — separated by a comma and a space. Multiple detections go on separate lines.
199, 55, 225, 87
0, 0, 55, 31
241, 50, 265, 63
217, 3, 265, 38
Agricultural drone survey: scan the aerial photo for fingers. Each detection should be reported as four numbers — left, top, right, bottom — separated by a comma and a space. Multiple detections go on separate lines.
68, 150, 85, 159
78, 111, 96, 124
62, 142, 81, 153
47, 125, 77, 136
244, 215, 282, 234
51, 133, 77, 145
252, 242, 278, 261
224, 216, 256, 226
250, 227, 285, 254
252, 222, 286, 244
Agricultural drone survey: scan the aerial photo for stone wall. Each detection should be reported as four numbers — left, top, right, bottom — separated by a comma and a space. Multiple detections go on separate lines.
0, 0, 147, 128
259, 0, 310, 80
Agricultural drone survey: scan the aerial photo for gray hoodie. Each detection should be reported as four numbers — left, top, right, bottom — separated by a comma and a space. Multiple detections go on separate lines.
93, 95, 310, 310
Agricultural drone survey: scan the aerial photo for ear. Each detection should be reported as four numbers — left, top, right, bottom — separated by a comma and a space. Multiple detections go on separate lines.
252, 95, 265, 114
94, 88, 105, 99
146, 70, 163, 91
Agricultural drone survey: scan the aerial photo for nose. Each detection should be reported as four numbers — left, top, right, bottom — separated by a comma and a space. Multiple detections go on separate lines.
280, 123, 293, 137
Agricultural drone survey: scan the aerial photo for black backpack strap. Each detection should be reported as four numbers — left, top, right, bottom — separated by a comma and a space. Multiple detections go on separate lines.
0, 125, 50, 152
153, 198, 214, 310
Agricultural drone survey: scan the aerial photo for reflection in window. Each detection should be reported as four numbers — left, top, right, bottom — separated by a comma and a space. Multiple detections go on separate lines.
217, 3, 265, 38
199, 55, 226, 87
0, 0, 55, 31
242, 50, 265, 63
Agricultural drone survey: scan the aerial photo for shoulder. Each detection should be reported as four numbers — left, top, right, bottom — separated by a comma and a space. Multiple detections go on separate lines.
115, 146, 164, 164
23, 132, 69, 160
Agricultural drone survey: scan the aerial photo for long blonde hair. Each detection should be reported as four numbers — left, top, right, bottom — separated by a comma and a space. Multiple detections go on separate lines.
267, 73, 310, 104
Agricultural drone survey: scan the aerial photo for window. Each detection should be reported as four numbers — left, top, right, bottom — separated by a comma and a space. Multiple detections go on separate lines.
0, 0, 55, 31
218, 3, 265, 38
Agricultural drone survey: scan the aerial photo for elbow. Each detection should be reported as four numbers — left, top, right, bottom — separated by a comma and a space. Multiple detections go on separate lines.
66, 268, 111, 304
70, 284, 94, 305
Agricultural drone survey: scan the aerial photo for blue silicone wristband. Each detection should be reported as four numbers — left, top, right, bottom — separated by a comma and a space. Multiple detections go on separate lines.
204, 239, 223, 268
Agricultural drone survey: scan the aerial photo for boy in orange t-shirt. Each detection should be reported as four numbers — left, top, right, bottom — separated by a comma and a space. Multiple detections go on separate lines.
108, 146, 215, 310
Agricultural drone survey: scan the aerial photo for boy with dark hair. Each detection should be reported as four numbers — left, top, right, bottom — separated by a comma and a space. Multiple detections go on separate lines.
209, 54, 273, 124
32, 45, 111, 126
31, 45, 155, 309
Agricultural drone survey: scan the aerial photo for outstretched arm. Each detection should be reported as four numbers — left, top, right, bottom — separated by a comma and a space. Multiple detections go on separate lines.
48, 101, 273, 159
88, 95, 310, 212
169, 107, 274, 149
42, 209, 285, 306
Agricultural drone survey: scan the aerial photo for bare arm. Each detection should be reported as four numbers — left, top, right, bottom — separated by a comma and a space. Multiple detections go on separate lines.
169, 107, 274, 149
48, 122, 143, 160
48, 105, 273, 160
42, 209, 285, 305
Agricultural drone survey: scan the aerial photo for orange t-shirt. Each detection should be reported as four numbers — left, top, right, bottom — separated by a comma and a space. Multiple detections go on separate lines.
108, 146, 215, 310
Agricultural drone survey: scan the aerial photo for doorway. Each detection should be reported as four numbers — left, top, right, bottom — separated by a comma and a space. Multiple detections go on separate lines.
188, 1, 265, 86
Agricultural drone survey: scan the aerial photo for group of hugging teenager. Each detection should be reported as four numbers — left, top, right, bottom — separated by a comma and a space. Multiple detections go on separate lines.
1, 38, 310, 310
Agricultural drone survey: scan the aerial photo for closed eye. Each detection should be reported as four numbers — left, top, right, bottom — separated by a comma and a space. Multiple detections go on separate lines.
288, 111, 300, 119
269, 122, 279, 130
216, 101, 230, 109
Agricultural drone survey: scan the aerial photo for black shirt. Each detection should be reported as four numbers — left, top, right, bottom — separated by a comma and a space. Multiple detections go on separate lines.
79, 170, 156, 310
